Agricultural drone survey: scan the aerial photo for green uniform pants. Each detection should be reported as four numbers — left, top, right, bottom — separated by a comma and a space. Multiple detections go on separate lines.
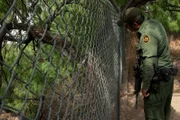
144, 76, 174, 120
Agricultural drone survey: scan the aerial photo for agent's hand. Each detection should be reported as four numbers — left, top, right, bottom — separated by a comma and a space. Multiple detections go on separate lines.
141, 89, 150, 97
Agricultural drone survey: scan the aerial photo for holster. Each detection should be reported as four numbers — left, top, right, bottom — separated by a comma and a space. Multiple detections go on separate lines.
149, 64, 178, 93
150, 74, 159, 93
159, 64, 178, 81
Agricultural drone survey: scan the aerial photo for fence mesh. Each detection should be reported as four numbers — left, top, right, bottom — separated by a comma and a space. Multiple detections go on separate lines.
0, 0, 123, 119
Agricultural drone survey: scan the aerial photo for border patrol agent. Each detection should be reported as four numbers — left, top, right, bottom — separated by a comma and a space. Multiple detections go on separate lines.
122, 7, 177, 120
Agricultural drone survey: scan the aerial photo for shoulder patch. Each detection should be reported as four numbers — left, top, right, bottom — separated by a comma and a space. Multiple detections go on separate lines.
143, 35, 150, 43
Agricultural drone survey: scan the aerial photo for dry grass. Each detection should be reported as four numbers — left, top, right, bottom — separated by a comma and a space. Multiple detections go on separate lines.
169, 39, 180, 80
170, 39, 180, 58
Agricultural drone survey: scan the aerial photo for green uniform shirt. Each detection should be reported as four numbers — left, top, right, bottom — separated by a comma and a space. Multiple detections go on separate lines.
137, 17, 172, 90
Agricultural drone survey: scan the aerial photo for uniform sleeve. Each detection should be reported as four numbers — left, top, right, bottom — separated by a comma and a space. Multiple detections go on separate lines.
139, 34, 158, 90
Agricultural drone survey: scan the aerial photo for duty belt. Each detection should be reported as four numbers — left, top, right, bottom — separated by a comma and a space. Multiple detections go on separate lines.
159, 65, 178, 76
157, 65, 178, 82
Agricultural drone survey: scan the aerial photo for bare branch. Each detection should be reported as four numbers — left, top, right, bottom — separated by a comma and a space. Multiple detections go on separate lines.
29, 27, 77, 58
0, 22, 77, 59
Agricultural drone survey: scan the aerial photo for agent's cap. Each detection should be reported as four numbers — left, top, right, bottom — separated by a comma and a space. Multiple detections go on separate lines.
122, 7, 142, 24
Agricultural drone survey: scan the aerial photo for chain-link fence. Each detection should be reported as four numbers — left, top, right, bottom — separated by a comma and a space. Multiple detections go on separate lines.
0, 0, 125, 119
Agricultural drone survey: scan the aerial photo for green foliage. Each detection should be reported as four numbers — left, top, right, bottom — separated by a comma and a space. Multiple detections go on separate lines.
113, 0, 180, 32
5, 0, 180, 118
1, 41, 75, 117
0, 0, 9, 17
144, 0, 180, 32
